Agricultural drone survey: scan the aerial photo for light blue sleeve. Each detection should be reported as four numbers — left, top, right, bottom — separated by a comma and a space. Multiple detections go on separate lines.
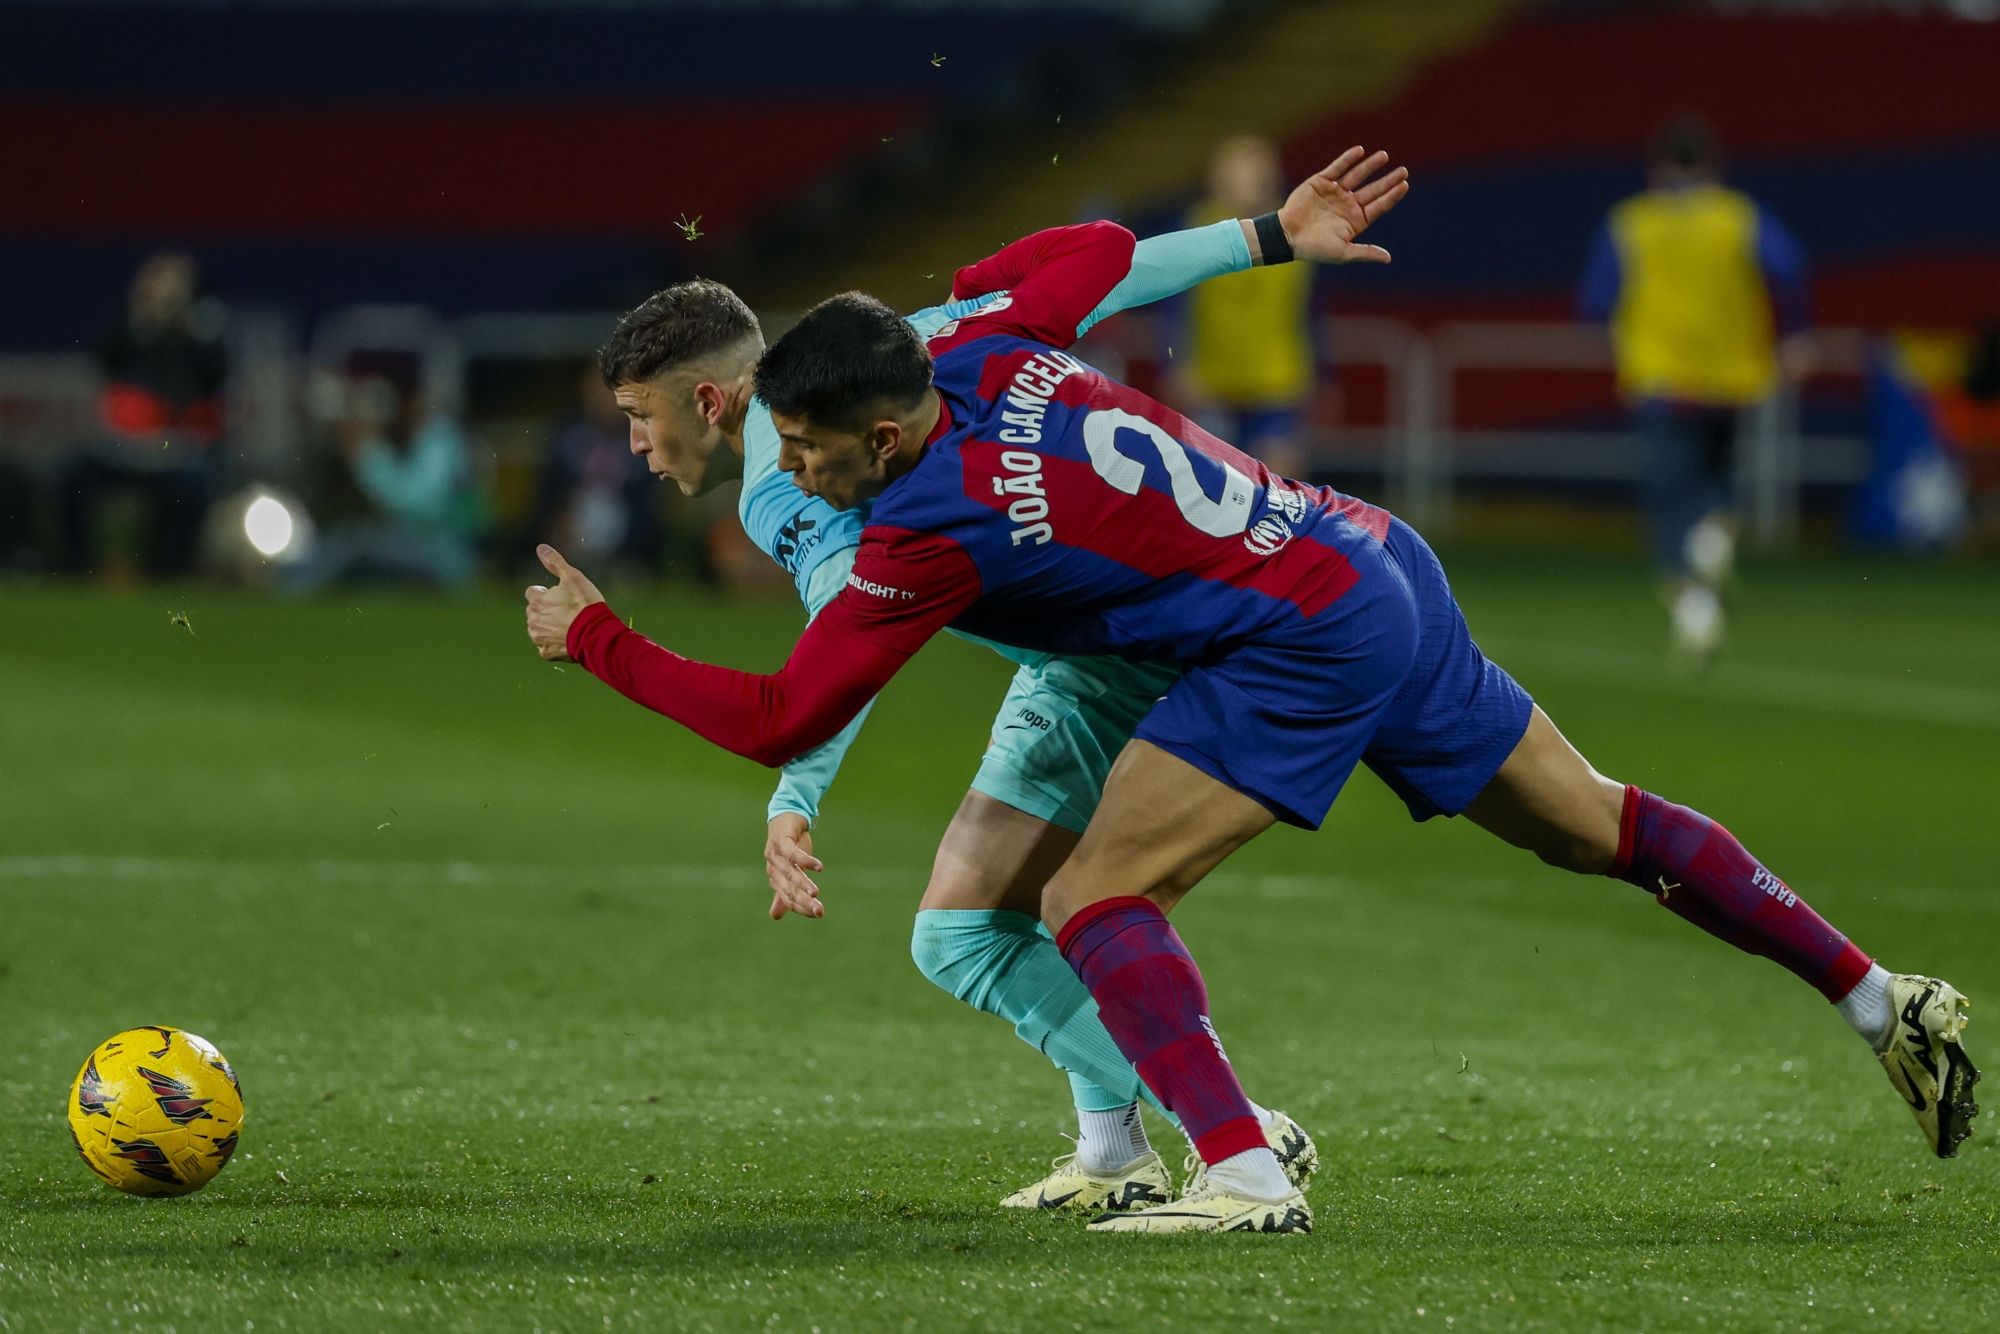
1075, 219, 1251, 337
766, 546, 875, 825
906, 293, 1001, 340
903, 221, 1248, 346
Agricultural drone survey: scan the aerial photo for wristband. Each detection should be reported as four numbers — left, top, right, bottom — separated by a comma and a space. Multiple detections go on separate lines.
1252, 212, 1294, 266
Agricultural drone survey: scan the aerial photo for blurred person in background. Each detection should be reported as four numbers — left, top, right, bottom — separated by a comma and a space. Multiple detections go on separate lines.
530, 364, 664, 579
1169, 134, 1318, 481
288, 374, 483, 592
1935, 322, 2000, 544
59, 251, 227, 580
1579, 117, 1812, 664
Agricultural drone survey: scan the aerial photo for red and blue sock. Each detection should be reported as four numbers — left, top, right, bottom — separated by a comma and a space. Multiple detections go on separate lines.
1612, 785, 1872, 1001
1056, 896, 1266, 1166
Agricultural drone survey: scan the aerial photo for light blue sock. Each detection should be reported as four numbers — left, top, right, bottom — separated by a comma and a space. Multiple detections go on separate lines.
911, 908, 1178, 1127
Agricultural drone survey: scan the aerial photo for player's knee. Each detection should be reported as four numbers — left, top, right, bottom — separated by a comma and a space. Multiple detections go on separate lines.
1039, 870, 1097, 936
910, 911, 1029, 1011
909, 914, 970, 999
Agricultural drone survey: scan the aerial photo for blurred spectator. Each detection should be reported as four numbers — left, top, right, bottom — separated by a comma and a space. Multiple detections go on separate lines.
1170, 134, 1317, 480
58, 252, 227, 579
1935, 323, 2000, 541
288, 375, 483, 592
1579, 117, 1812, 662
530, 365, 662, 578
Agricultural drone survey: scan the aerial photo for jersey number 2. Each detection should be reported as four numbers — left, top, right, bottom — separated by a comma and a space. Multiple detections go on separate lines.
1081, 408, 1255, 537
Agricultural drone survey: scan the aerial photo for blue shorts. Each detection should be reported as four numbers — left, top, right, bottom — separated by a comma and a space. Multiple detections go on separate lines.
1134, 517, 1533, 830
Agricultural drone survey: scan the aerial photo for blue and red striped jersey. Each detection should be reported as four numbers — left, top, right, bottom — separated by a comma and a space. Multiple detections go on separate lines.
851, 327, 1391, 666
567, 221, 1392, 767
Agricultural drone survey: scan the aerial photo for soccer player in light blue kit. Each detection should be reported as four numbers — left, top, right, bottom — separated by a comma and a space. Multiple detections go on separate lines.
573, 151, 1407, 1212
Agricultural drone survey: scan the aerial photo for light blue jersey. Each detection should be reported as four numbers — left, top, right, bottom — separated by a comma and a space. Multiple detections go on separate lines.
745, 219, 1253, 822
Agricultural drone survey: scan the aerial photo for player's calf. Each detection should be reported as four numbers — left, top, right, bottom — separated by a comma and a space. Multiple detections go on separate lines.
1610, 786, 1872, 1000
1609, 787, 1983, 1156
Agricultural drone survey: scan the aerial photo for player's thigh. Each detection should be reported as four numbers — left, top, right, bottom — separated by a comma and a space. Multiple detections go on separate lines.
1042, 738, 1276, 931
922, 789, 1080, 916
1461, 706, 1625, 874
1360, 518, 1536, 824
969, 655, 1172, 837
924, 655, 1170, 915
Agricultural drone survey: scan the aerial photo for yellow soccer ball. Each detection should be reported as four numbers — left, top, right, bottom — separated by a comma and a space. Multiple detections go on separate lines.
67, 1026, 245, 1197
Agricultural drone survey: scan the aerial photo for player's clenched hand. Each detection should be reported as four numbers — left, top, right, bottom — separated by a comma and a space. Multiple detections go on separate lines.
1276, 145, 1410, 265
524, 543, 605, 662
764, 813, 826, 921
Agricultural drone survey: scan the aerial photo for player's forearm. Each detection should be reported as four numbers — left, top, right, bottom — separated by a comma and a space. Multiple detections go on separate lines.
767, 698, 876, 823
1077, 220, 1251, 337
771, 549, 875, 818
567, 603, 894, 768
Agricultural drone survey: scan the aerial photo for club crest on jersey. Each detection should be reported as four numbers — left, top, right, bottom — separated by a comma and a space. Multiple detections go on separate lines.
75, 1057, 114, 1118
137, 1066, 215, 1125
1245, 487, 1310, 557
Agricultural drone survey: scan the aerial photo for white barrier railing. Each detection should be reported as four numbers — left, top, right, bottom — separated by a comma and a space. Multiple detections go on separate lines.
0, 310, 1881, 551
1316, 317, 1874, 544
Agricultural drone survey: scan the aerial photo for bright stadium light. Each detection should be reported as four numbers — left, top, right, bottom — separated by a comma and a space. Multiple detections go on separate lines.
204, 484, 315, 580
243, 495, 297, 558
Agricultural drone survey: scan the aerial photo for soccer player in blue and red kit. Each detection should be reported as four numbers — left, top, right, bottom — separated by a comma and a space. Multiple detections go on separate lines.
527, 203, 1978, 1234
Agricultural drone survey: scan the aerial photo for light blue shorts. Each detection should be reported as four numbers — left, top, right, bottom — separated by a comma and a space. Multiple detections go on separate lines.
972, 655, 1181, 833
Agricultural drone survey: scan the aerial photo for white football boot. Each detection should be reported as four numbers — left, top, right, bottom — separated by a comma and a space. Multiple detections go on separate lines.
998, 1149, 1172, 1213
1087, 1165, 1312, 1235
1261, 1109, 1320, 1191
1088, 1109, 1321, 1235
1669, 583, 1725, 666
1178, 1110, 1320, 1194
1876, 974, 1980, 1158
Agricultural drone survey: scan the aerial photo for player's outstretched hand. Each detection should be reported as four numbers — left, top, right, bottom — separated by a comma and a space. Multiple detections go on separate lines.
524, 543, 606, 662
764, 813, 826, 921
1277, 145, 1410, 265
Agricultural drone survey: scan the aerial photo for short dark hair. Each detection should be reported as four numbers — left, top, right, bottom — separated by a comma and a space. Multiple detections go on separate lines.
754, 292, 933, 433
598, 279, 761, 387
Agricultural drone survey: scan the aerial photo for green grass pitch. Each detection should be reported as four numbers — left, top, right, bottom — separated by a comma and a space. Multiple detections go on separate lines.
2, 549, 1997, 1331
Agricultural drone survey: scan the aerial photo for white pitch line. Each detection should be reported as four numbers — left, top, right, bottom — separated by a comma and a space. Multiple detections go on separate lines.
1486, 639, 2000, 732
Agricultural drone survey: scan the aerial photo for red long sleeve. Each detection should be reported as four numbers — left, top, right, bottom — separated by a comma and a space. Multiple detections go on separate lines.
565, 528, 982, 767
943, 221, 1136, 351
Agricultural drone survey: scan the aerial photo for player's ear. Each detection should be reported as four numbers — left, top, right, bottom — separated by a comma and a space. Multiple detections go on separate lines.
869, 418, 901, 462
690, 379, 725, 427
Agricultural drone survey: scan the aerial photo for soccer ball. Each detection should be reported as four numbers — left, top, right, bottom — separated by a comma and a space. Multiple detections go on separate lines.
67, 1026, 245, 1197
